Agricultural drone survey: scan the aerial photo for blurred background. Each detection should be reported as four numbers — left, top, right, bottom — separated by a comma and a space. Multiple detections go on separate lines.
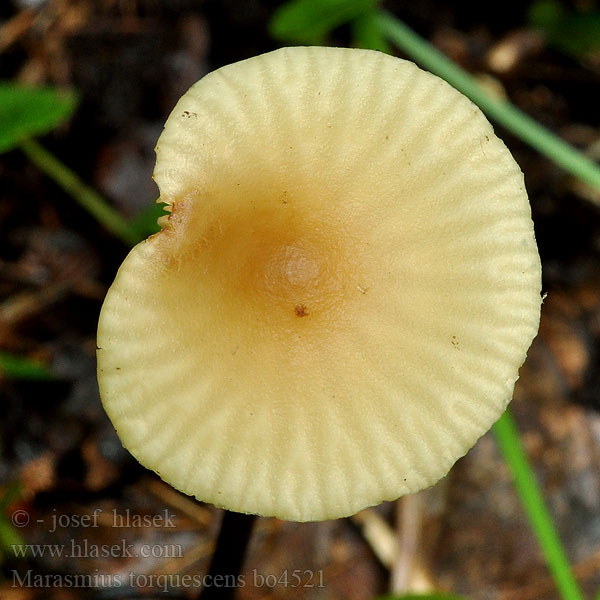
1, 1, 599, 599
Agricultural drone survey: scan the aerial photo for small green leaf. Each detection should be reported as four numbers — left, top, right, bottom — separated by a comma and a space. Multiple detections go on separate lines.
351, 11, 392, 53
0, 483, 25, 564
549, 14, 600, 58
528, 0, 600, 60
0, 83, 78, 154
0, 482, 22, 512
528, 0, 563, 31
0, 516, 24, 550
129, 200, 167, 238
0, 352, 53, 380
269, 0, 376, 45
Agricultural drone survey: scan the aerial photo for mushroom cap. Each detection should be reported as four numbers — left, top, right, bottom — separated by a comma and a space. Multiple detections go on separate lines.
97, 46, 542, 522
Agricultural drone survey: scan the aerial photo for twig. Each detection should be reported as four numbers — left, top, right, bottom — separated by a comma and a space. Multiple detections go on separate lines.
391, 493, 422, 593
0, 281, 70, 326
351, 507, 435, 593
351, 508, 397, 568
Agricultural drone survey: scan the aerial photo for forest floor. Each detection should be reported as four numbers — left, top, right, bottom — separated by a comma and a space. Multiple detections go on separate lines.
1, 1, 599, 599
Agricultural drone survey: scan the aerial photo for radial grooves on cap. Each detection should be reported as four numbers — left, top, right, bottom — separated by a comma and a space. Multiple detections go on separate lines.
99, 47, 542, 521
306, 404, 339, 518
202, 77, 268, 166
320, 341, 459, 498
257, 51, 317, 180
331, 58, 415, 175
335, 397, 384, 509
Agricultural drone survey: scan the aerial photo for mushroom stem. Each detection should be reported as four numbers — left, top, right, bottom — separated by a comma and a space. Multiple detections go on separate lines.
200, 511, 256, 599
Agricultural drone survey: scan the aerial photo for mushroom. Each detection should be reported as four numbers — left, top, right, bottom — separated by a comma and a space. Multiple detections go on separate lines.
97, 46, 542, 522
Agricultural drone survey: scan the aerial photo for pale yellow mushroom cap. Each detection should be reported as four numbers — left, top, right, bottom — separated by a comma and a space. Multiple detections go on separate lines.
97, 46, 542, 522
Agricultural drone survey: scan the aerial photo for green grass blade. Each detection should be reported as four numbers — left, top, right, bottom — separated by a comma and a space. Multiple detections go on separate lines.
375, 11, 600, 193
18, 138, 141, 246
493, 410, 584, 600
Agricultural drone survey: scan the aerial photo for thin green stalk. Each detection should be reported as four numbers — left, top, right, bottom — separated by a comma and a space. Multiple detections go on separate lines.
493, 410, 584, 600
375, 11, 600, 193
18, 138, 141, 246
